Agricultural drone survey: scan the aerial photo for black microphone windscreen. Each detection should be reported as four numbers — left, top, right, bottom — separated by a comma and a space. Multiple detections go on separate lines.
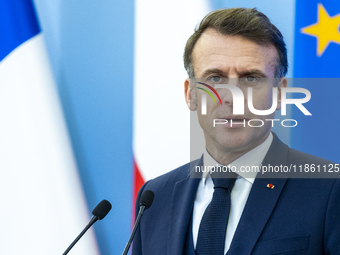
92, 199, 112, 220
139, 190, 154, 209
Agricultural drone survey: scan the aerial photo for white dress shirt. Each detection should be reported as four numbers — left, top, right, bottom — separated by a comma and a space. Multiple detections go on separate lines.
192, 133, 273, 254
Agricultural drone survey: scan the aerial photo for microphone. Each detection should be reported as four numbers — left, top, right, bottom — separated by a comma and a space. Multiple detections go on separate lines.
62, 199, 112, 255
122, 190, 154, 255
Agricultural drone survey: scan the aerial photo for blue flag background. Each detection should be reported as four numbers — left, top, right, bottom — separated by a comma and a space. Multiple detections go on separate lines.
291, 0, 340, 163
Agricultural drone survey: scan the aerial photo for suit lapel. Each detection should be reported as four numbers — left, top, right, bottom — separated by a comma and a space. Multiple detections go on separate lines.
227, 133, 289, 255
167, 157, 202, 255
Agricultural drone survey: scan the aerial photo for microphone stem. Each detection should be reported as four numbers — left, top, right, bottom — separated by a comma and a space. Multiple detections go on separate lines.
62, 215, 98, 255
122, 205, 146, 255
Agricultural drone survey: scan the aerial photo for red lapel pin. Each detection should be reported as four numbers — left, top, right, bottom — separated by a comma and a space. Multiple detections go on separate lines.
267, 183, 275, 189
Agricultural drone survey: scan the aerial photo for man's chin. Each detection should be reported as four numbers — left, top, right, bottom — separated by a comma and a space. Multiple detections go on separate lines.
208, 132, 269, 155
208, 138, 251, 154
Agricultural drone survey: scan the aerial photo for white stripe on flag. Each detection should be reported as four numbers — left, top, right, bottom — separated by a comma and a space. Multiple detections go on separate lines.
0, 34, 99, 255
134, 0, 210, 181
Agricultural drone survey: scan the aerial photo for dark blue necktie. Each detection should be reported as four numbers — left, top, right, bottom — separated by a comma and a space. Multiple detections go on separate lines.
196, 172, 238, 255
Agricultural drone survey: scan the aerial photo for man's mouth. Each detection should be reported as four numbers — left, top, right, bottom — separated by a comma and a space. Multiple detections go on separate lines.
227, 119, 244, 122
222, 118, 247, 122
213, 118, 252, 128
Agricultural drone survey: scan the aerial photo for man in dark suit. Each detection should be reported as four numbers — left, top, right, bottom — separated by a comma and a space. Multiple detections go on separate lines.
132, 8, 340, 255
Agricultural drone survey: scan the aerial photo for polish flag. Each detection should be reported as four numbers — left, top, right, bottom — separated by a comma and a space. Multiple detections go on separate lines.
133, 0, 210, 203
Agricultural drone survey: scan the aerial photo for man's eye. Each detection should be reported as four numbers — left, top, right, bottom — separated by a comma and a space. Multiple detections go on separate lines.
241, 76, 259, 85
210, 76, 222, 83
245, 76, 256, 82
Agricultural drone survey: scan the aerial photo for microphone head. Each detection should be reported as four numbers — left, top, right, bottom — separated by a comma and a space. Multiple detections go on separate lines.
92, 199, 112, 220
139, 190, 154, 209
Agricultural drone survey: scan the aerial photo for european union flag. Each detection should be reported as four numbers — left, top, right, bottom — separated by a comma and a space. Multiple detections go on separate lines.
291, 0, 340, 163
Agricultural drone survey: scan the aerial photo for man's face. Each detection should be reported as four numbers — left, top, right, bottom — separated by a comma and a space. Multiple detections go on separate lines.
184, 29, 286, 163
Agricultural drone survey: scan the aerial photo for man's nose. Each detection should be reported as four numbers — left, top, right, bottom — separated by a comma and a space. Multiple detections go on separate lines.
220, 87, 234, 106
215, 83, 245, 115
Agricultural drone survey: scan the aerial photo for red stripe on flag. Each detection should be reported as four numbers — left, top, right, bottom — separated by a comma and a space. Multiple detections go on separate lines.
132, 159, 145, 219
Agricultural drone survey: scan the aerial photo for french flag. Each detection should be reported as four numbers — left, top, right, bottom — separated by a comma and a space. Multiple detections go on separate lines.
0, 0, 98, 254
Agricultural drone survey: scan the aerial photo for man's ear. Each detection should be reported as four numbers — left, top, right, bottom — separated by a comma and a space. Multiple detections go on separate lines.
276, 77, 287, 110
184, 78, 197, 111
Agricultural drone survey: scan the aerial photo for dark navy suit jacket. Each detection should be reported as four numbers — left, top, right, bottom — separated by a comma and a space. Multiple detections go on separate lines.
132, 134, 340, 255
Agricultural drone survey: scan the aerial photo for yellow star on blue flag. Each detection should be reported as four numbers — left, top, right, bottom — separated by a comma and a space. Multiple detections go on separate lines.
301, 3, 340, 56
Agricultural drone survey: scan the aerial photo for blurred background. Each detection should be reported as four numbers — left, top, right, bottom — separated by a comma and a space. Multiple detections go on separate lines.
0, 0, 339, 254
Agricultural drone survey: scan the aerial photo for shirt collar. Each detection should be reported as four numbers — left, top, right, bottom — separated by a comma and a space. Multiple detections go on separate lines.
202, 133, 273, 185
